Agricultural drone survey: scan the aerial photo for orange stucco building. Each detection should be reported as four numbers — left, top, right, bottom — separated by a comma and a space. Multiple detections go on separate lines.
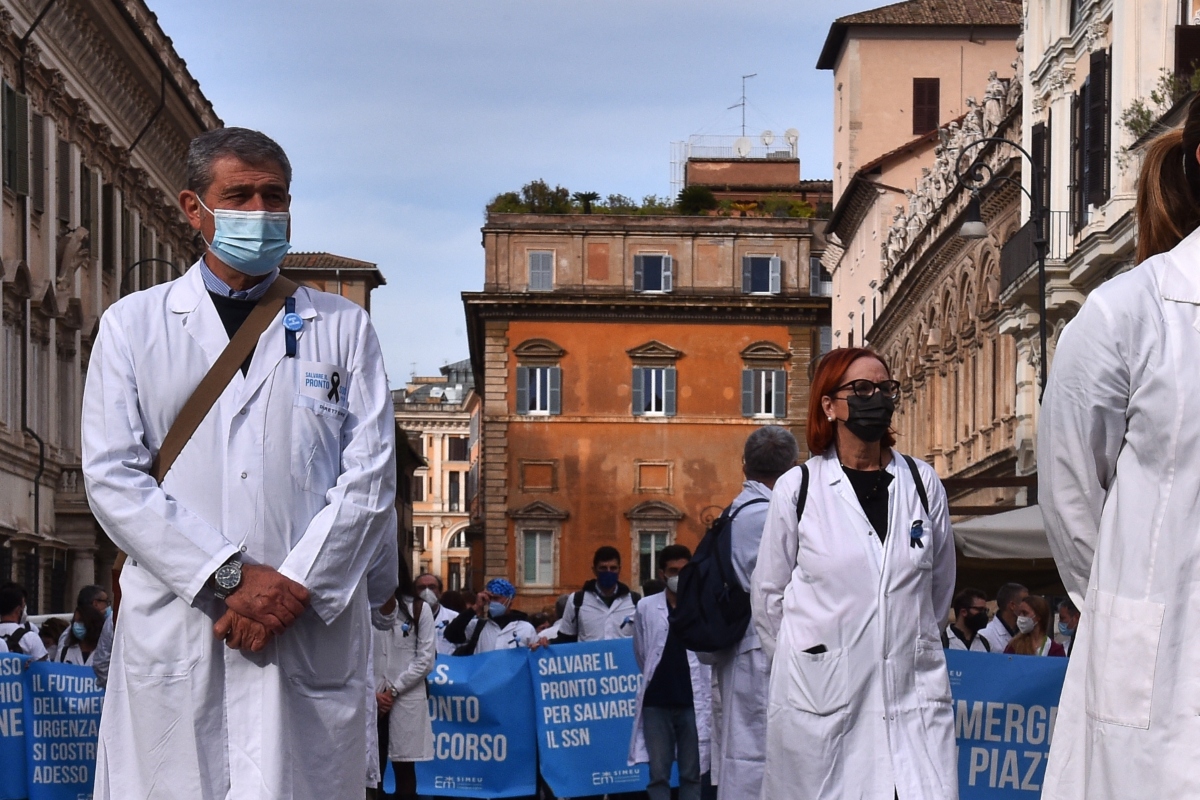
464, 212, 830, 608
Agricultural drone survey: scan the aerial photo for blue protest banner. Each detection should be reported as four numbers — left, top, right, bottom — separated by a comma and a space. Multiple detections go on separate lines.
22, 661, 103, 800
0, 654, 29, 800
946, 650, 1068, 798
530, 639, 648, 797
416, 650, 537, 798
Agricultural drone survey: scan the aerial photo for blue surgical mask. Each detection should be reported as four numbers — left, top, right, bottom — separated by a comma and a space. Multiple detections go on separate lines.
1058, 621, 1074, 637
198, 197, 291, 276
104, 606, 112, 620
488, 602, 508, 619
71, 622, 87, 640
596, 570, 619, 590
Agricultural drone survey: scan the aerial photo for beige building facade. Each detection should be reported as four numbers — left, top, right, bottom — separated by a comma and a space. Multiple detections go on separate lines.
818, 0, 1022, 200
0, 0, 219, 612
394, 359, 477, 591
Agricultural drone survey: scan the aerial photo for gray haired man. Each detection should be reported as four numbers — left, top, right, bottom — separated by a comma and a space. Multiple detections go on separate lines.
706, 426, 798, 800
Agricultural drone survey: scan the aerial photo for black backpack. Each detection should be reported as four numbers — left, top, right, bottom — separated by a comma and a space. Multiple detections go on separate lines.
672, 455, 931, 653
3, 623, 32, 655
671, 497, 769, 652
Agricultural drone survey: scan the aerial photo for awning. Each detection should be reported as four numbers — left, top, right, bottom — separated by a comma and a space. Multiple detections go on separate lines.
952, 505, 1052, 560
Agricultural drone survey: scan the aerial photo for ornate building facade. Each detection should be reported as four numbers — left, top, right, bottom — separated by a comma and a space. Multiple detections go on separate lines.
0, 0, 219, 612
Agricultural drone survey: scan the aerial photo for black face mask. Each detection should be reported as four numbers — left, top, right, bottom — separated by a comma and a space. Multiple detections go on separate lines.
844, 392, 895, 443
966, 610, 989, 632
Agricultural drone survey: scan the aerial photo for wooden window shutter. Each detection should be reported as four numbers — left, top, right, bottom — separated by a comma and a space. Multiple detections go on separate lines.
516, 366, 529, 415
741, 256, 752, 293
12, 91, 27, 197
56, 139, 70, 223
741, 370, 753, 417
1031, 122, 1047, 211
664, 368, 677, 417
633, 254, 644, 292
769, 256, 782, 294
912, 78, 939, 135
631, 367, 644, 416
773, 370, 787, 418
1176, 25, 1200, 82
101, 184, 115, 272
1087, 49, 1110, 207
30, 113, 44, 213
1070, 92, 1085, 232
661, 255, 673, 292
548, 367, 562, 415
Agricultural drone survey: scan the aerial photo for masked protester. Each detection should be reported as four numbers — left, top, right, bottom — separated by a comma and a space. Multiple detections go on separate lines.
752, 347, 957, 800
413, 572, 460, 656
81, 127, 396, 800
1056, 598, 1080, 656
1004, 596, 1066, 657
443, 579, 537, 654
943, 588, 992, 652
544, 546, 639, 647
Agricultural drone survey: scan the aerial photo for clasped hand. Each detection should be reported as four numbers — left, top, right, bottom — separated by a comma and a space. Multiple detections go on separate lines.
212, 564, 310, 652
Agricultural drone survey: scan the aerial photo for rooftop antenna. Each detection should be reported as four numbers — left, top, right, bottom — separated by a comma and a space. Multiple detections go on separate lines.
410, 361, 417, 378
728, 73, 757, 137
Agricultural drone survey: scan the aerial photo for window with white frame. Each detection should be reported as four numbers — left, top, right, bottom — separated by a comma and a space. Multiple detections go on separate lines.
742, 368, 786, 418
516, 365, 561, 415
742, 255, 781, 294
522, 529, 555, 586
528, 250, 554, 291
634, 254, 673, 293
638, 530, 669, 584
448, 529, 468, 548
632, 366, 676, 416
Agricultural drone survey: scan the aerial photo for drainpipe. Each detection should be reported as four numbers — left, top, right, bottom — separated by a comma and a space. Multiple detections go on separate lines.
128, 64, 166, 155
18, 0, 60, 92
21, 296, 46, 611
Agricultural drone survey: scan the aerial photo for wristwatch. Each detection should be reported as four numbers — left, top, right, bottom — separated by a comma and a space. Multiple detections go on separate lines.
212, 556, 243, 600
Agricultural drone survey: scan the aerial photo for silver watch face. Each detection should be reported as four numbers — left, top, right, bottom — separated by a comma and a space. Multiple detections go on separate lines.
215, 562, 242, 591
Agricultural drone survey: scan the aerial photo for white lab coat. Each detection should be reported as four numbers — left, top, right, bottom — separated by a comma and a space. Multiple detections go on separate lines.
453, 614, 538, 652
752, 450, 957, 800
364, 516, 400, 788
627, 591, 712, 771
979, 614, 1016, 652
374, 598, 435, 762
943, 623, 991, 653
82, 263, 396, 800
706, 481, 771, 800
1039, 229, 1200, 799
431, 603, 461, 656
557, 582, 638, 641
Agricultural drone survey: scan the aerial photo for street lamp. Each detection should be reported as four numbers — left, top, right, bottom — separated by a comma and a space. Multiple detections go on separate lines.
120, 257, 183, 296
954, 136, 1048, 399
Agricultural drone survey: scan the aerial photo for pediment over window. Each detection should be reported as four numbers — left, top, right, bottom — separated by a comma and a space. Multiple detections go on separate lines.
625, 500, 684, 521
508, 500, 569, 520
514, 338, 566, 363
626, 340, 683, 364
62, 298, 83, 331
4, 261, 31, 300
35, 283, 61, 318
740, 340, 790, 365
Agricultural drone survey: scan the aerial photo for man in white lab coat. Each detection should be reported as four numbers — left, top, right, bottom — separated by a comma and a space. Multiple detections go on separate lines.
82, 127, 396, 800
978, 582, 1026, 652
706, 426, 797, 800
413, 572, 460, 656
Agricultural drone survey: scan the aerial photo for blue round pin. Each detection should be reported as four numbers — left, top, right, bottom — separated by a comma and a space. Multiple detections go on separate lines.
283, 312, 304, 332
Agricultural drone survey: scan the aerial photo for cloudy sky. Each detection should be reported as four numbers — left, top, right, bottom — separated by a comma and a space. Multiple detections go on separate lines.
153, 0, 871, 385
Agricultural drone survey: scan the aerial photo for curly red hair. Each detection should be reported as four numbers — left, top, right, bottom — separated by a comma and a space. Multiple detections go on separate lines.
807, 347, 896, 455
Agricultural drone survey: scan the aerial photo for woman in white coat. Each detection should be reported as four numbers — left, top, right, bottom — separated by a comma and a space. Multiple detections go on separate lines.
374, 561, 436, 799
752, 348, 957, 800
1038, 98, 1200, 800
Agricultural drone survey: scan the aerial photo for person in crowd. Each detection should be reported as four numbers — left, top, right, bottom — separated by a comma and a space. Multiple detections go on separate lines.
705, 426, 797, 800
81, 126, 396, 800
58, 603, 106, 665
0, 582, 48, 659
444, 578, 537, 653
55, 584, 112, 654
641, 579, 665, 597
92, 614, 115, 687
363, 511, 400, 796
943, 588, 992, 652
529, 612, 553, 633
549, 546, 639, 644
37, 617, 67, 655
413, 572, 461, 656
375, 558, 435, 800
1056, 598, 1080, 656
629, 545, 712, 800
439, 589, 466, 614
752, 347, 956, 800
980, 582, 1027, 652
1004, 596, 1066, 657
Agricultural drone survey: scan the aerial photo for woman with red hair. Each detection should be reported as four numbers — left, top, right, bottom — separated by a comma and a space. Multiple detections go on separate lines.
751, 347, 957, 799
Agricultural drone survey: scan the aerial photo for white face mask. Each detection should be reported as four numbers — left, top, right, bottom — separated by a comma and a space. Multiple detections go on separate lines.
665, 575, 680, 594
1016, 615, 1037, 635
418, 588, 439, 608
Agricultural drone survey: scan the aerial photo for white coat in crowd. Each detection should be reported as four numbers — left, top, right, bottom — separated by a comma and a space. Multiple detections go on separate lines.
92, 616, 114, 686
364, 516, 400, 789
455, 613, 538, 652
557, 581, 638, 641
627, 591, 712, 771
82, 263, 396, 800
0, 621, 47, 660
1039, 229, 1200, 799
943, 623, 990, 653
374, 598, 436, 763
752, 450, 957, 800
431, 603, 461, 656
705, 480, 771, 800
979, 614, 1016, 653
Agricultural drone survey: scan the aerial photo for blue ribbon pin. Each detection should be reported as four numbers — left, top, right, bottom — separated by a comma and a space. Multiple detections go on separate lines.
283, 298, 301, 358
910, 520, 925, 548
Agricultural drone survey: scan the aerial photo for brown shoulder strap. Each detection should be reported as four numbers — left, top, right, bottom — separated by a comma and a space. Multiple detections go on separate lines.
150, 276, 299, 485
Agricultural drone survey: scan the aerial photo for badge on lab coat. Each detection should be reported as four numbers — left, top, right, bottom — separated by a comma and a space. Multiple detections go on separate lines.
298, 360, 350, 415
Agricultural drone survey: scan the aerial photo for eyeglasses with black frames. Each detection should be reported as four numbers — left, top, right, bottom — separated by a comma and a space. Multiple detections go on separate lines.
832, 379, 901, 401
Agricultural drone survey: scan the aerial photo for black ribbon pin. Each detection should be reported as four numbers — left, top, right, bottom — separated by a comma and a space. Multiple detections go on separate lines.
327, 371, 341, 403
910, 520, 925, 548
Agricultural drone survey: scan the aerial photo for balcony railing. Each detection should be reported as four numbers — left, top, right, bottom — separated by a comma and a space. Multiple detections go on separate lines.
999, 211, 1071, 292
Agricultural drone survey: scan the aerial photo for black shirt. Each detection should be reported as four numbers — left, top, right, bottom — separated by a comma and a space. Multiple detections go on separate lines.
842, 466, 894, 543
207, 292, 258, 375
643, 608, 693, 708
